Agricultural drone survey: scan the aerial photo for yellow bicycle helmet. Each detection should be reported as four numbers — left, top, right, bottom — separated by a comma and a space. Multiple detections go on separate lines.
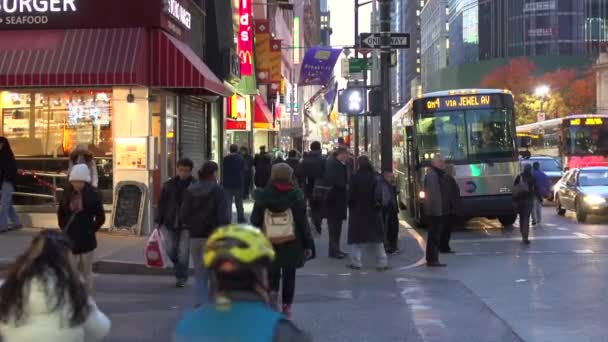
203, 224, 275, 270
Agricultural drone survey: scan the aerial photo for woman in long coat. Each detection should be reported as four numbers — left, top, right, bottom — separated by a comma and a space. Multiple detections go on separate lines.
346, 156, 388, 270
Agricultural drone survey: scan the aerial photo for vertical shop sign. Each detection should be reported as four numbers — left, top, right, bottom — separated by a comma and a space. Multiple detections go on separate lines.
293, 16, 301, 64
254, 19, 271, 84
269, 39, 282, 83
238, 0, 253, 75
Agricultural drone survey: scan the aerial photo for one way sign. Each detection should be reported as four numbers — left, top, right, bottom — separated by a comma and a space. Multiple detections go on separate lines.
359, 32, 410, 49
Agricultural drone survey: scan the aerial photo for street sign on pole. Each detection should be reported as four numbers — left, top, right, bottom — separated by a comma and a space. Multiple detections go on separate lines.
349, 58, 368, 73
537, 112, 546, 122
359, 32, 410, 49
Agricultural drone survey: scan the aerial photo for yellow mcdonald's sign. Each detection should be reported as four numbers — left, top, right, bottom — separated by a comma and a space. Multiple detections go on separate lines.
239, 50, 252, 65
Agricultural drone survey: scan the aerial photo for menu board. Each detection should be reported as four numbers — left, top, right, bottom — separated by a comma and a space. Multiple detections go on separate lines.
115, 137, 148, 170
110, 181, 147, 235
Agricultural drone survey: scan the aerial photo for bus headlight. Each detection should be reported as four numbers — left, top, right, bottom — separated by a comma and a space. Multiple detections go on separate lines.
584, 195, 606, 205
419, 191, 426, 199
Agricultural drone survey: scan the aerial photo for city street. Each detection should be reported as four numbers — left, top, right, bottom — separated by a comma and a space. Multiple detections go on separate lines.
3, 204, 608, 341
68, 204, 608, 341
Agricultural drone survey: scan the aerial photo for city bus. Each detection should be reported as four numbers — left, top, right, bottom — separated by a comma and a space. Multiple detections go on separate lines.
393, 89, 519, 227
517, 114, 608, 168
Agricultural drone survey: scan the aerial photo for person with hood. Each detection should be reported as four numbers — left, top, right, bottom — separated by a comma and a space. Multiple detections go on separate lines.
323, 147, 350, 259
250, 163, 314, 319
513, 164, 537, 244
531, 161, 550, 226
154, 158, 196, 288
347, 156, 389, 270
299, 142, 326, 234
423, 154, 449, 267
0, 137, 21, 232
240, 146, 254, 200
180, 161, 231, 307
57, 164, 105, 292
222, 144, 247, 223
285, 150, 304, 187
440, 163, 462, 254
174, 225, 311, 342
254, 146, 272, 188
67, 144, 98, 188
380, 171, 400, 255
0, 230, 111, 342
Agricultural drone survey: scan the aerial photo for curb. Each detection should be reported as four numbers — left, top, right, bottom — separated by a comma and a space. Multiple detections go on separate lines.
398, 219, 427, 270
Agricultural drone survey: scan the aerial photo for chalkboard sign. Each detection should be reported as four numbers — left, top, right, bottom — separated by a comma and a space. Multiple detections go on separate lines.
110, 181, 147, 235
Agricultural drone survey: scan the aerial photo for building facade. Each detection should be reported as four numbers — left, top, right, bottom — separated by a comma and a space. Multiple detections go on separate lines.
421, 0, 449, 90
391, 0, 423, 102
448, 0, 479, 65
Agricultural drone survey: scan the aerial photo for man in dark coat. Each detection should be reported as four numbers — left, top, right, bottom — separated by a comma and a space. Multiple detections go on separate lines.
299, 142, 326, 234
347, 156, 388, 270
154, 158, 195, 287
285, 150, 303, 187
323, 147, 349, 259
222, 144, 246, 223
240, 146, 254, 199
423, 154, 450, 267
254, 146, 272, 188
440, 164, 461, 254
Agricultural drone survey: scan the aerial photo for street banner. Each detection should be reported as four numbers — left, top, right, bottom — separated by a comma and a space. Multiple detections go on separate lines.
269, 39, 282, 83
254, 19, 271, 84
324, 81, 339, 111
298, 47, 341, 86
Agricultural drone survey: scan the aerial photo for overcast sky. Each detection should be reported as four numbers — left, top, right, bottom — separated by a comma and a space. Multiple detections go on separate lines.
328, 0, 373, 86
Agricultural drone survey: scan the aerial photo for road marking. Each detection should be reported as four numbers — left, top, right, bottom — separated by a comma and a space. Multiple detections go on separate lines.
572, 232, 592, 239
573, 249, 594, 254
515, 279, 528, 283
593, 235, 608, 239
452, 235, 590, 244
398, 220, 427, 270
556, 227, 569, 231
544, 223, 557, 227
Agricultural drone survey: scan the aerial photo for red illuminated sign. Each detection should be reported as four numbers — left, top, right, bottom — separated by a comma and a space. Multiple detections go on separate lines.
238, 0, 253, 75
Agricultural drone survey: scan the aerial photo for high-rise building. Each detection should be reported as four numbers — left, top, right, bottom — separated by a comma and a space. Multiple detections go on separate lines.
585, 0, 608, 55
448, 0, 479, 65
420, 0, 449, 90
390, 0, 424, 103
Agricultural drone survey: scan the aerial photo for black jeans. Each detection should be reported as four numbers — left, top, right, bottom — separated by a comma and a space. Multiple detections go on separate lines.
384, 209, 399, 251
243, 174, 252, 199
440, 215, 453, 252
309, 200, 323, 231
516, 199, 533, 240
426, 216, 443, 263
327, 218, 344, 255
225, 188, 246, 223
270, 267, 297, 306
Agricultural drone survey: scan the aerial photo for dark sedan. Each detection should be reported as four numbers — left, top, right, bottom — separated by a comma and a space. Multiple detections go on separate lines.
555, 167, 608, 223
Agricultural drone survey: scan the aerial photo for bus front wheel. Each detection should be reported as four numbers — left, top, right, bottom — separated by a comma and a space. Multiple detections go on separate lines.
498, 215, 517, 227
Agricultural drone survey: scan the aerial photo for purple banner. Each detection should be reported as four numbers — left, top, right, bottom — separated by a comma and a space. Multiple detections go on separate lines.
324, 81, 338, 108
298, 47, 341, 86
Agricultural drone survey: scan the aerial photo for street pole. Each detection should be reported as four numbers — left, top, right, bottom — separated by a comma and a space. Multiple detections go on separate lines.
353, 0, 360, 157
363, 63, 369, 152
379, 0, 392, 172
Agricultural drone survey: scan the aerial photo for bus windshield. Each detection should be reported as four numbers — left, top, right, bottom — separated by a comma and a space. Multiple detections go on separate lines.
416, 108, 514, 163
565, 124, 608, 156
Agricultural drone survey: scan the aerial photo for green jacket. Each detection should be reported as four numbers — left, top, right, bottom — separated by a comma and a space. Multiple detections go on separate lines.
250, 185, 314, 269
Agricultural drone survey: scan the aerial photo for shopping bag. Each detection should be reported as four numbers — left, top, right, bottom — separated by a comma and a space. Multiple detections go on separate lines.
145, 229, 168, 268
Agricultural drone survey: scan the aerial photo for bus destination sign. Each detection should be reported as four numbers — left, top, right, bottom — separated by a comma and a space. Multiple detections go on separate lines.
424, 95, 493, 110
569, 118, 604, 126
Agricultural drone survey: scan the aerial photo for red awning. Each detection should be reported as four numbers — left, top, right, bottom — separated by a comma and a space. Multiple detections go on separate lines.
0, 28, 148, 87
254, 95, 274, 130
149, 30, 232, 97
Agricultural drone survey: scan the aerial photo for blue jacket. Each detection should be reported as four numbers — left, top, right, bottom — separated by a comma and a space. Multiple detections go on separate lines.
533, 169, 550, 198
222, 153, 246, 190
174, 298, 311, 342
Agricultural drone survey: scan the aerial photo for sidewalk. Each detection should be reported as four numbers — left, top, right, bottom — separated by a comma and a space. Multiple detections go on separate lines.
1, 204, 425, 276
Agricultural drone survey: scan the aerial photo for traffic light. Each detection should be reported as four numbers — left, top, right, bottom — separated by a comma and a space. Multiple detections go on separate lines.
338, 88, 366, 115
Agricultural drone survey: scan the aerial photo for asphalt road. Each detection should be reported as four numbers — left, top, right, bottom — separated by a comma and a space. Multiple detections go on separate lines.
4, 203, 608, 341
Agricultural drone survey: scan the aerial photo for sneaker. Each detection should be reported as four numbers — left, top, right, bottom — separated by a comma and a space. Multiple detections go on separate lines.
282, 304, 293, 320
346, 264, 362, 270
175, 279, 186, 288
426, 262, 447, 267
376, 265, 390, 271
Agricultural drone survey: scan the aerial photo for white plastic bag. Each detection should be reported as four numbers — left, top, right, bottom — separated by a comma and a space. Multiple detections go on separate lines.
145, 228, 169, 268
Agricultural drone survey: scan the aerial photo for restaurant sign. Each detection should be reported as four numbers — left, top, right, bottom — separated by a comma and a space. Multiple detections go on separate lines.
0, 0, 77, 25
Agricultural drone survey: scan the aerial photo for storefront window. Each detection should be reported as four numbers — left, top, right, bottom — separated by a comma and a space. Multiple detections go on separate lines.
0, 90, 113, 205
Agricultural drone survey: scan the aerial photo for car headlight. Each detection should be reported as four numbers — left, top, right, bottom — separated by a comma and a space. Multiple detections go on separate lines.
584, 195, 606, 205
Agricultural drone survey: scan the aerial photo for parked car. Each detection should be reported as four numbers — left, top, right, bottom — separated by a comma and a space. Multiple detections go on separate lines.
521, 156, 563, 200
554, 167, 608, 223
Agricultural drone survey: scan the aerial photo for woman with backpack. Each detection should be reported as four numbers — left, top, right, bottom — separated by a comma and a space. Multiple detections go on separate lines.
346, 156, 389, 271
513, 164, 537, 244
250, 163, 314, 319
